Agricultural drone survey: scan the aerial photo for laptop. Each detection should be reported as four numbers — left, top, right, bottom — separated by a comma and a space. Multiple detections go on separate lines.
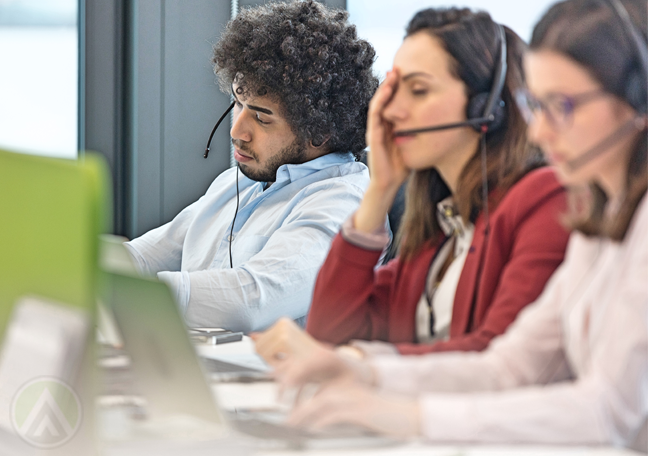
104, 271, 391, 446
0, 148, 111, 455
98, 236, 267, 380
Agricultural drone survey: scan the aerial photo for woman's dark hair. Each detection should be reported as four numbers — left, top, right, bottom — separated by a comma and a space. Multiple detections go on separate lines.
396, 7, 537, 260
212, 0, 378, 160
530, 0, 647, 241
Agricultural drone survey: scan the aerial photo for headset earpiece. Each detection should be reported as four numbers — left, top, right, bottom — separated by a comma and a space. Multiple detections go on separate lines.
467, 92, 506, 134
624, 67, 647, 115
466, 23, 508, 135
603, 0, 648, 115
392, 23, 508, 138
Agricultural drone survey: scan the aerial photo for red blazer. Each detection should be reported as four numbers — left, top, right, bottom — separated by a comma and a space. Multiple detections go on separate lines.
307, 167, 570, 355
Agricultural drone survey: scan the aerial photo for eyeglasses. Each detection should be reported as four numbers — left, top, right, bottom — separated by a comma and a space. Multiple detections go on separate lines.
515, 89, 610, 130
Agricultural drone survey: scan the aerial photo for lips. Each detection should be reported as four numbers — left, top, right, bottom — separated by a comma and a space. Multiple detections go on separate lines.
235, 148, 251, 159
543, 150, 566, 165
234, 148, 254, 163
393, 135, 414, 146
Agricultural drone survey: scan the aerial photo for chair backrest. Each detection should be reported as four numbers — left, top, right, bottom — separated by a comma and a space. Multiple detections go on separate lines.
0, 149, 109, 338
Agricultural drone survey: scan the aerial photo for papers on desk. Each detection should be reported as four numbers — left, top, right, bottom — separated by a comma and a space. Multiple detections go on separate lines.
195, 335, 271, 373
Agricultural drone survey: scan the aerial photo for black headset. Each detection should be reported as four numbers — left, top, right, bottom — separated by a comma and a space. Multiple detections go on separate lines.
393, 23, 508, 138
204, 101, 235, 159
604, 0, 648, 115
563, 0, 648, 171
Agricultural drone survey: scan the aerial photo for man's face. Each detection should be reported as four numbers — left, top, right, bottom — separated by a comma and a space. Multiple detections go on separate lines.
230, 83, 308, 182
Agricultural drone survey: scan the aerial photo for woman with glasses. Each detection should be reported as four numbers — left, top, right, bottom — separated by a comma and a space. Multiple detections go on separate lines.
255, 8, 569, 360
255, 0, 648, 448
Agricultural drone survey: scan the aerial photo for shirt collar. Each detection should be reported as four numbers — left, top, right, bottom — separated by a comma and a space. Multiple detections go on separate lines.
436, 197, 467, 237
272, 152, 355, 185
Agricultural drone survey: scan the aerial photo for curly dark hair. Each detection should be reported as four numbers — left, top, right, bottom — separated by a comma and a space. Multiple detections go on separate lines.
212, 0, 378, 160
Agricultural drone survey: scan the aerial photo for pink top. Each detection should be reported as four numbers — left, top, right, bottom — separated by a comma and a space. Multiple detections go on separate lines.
372, 195, 648, 450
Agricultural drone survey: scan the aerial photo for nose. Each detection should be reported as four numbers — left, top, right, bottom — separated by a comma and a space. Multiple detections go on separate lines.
230, 106, 252, 143
528, 110, 556, 147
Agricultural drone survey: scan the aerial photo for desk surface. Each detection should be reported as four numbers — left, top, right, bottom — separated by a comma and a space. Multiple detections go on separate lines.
99, 337, 643, 456
255, 444, 640, 456
197, 338, 642, 456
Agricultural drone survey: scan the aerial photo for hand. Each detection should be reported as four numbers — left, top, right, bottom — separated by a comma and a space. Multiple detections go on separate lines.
365, 68, 409, 193
355, 68, 410, 233
287, 380, 421, 439
251, 317, 322, 367
251, 318, 374, 390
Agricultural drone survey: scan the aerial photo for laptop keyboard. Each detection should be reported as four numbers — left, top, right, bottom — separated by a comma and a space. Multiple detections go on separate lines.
201, 357, 262, 374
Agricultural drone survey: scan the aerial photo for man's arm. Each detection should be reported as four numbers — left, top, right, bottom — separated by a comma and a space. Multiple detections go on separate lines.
125, 198, 201, 275
167, 180, 368, 332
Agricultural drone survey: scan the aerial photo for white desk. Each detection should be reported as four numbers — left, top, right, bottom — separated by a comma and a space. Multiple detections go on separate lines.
98, 337, 643, 456
195, 338, 643, 456
254, 444, 640, 456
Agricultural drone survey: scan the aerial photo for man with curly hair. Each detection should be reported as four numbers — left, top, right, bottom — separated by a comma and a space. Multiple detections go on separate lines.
125, 0, 378, 332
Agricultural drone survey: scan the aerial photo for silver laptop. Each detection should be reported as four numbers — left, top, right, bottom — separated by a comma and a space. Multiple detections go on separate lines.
99, 235, 267, 378
104, 271, 391, 446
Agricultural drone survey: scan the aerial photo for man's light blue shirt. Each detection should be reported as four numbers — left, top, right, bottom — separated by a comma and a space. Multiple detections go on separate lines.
125, 152, 369, 332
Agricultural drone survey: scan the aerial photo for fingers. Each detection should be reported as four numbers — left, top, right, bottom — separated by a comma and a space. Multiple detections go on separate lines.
252, 317, 297, 363
256, 337, 289, 366
287, 386, 341, 428
367, 69, 398, 135
287, 382, 367, 432
273, 358, 308, 388
370, 69, 399, 113
287, 383, 420, 439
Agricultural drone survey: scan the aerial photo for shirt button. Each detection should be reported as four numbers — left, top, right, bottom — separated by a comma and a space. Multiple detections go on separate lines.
227, 235, 233, 241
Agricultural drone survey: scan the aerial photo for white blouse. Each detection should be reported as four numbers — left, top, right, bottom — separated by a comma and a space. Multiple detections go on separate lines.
372, 195, 648, 450
416, 198, 474, 343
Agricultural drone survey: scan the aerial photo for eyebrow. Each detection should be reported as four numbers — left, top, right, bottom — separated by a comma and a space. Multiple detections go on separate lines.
231, 87, 274, 116
402, 72, 434, 81
247, 105, 273, 115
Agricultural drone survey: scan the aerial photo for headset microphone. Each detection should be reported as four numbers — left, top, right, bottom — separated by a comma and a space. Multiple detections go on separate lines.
204, 101, 235, 158
566, 116, 647, 171
393, 115, 500, 137
393, 24, 508, 139
201, 100, 239, 268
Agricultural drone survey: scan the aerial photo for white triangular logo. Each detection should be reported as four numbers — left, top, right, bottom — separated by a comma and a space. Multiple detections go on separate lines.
33, 413, 60, 437
19, 387, 74, 437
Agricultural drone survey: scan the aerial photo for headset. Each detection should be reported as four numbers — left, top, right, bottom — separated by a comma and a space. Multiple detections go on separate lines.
202, 100, 238, 268
605, 0, 647, 115
204, 101, 235, 159
391, 21, 509, 242
565, 0, 648, 171
393, 23, 508, 138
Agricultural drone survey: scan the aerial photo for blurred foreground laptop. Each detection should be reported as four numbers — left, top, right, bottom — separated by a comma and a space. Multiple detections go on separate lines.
104, 271, 389, 446
98, 236, 266, 380
0, 148, 110, 455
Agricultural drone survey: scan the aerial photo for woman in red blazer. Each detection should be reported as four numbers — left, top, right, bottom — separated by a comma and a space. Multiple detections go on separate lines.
255, 9, 570, 358
307, 166, 567, 354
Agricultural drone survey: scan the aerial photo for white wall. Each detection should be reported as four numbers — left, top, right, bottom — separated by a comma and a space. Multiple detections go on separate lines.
348, 0, 556, 79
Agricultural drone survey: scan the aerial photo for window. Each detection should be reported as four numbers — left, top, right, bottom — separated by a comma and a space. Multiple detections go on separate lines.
348, 0, 556, 79
0, 0, 78, 158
